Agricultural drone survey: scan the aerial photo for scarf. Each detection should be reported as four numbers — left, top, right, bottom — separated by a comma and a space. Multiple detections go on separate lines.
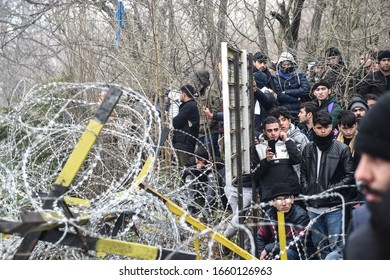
336, 132, 357, 156
278, 69, 295, 80
313, 131, 334, 151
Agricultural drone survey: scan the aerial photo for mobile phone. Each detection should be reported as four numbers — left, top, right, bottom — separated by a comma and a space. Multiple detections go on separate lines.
268, 139, 276, 154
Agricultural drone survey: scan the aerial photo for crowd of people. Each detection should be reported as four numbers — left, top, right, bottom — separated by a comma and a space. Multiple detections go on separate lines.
164, 47, 390, 260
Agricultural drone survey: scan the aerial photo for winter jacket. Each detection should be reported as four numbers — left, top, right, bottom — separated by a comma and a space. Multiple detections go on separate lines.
256, 204, 314, 259
253, 135, 301, 202
253, 87, 276, 132
357, 70, 390, 97
300, 140, 356, 208
300, 126, 314, 142
313, 96, 342, 129
287, 124, 309, 177
273, 52, 310, 114
287, 124, 309, 154
196, 87, 222, 137
172, 99, 200, 153
322, 64, 351, 100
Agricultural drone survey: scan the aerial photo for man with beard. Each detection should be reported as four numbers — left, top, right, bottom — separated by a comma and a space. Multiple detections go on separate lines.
357, 49, 390, 97
344, 94, 390, 259
300, 111, 355, 259
298, 101, 320, 141
347, 96, 369, 125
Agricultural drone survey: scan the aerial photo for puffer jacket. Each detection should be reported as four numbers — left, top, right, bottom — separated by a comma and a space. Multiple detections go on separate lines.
300, 140, 356, 208
253, 135, 301, 202
273, 52, 310, 113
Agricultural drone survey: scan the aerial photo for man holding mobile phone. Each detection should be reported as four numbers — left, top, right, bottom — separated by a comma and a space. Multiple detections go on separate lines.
252, 116, 302, 203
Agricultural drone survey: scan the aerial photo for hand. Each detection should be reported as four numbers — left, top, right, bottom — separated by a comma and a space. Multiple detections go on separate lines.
203, 107, 213, 119
196, 161, 206, 170
280, 131, 287, 142
265, 147, 274, 161
260, 249, 268, 260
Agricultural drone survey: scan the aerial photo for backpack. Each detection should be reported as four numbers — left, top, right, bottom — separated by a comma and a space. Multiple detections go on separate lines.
327, 102, 334, 113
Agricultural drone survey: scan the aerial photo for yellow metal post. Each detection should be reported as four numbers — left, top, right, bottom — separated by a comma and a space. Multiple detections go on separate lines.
277, 211, 287, 260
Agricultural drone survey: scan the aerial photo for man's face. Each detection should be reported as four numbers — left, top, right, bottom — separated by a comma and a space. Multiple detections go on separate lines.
278, 116, 291, 132
264, 122, 280, 140
273, 195, 294, 213
254, 60, 267, 72
298, 108, 309, 124
379, 57, 390, 73
314, 86, 331, 101
355, 153, 390, 203
338, 123, 357, 139
281, 60, 293, 72
373, 61, 380, 71
327, 56, 340, 66
314, 65, 325, 77
352, 107, 366, 120
313, 123, 333, 137
179, 91, 185, 102
367, 99, 377, 108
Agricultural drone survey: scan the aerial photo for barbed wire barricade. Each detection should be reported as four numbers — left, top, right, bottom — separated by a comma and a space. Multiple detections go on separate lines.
0, 82, 358, 260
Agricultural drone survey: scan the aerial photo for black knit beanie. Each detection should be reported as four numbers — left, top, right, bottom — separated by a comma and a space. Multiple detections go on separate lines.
355, 94, 390, 161
325, 47, 341, 58
311, 79, 331, 93
253, 52, 268, 62
377, 50, 390, 61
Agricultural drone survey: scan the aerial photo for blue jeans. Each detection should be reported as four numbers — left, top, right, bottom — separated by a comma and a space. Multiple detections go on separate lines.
308, 209, 343, 259
200, 133, 220, 159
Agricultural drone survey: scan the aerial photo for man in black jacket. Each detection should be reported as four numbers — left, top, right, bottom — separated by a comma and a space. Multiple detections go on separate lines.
172, 84, 200, 167
344, 94, 390, 259
357, 49, 390, 97
300, 111, 355, 259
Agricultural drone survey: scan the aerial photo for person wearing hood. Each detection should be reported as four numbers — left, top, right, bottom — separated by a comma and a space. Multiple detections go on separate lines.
273, 52, 310, 122
191, 70, 222, 159
312, 79, 342, 129
347, 96, 369, 125
344, 94, 390, 259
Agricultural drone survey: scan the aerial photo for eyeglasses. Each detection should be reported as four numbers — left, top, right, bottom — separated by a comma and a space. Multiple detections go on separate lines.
273, 196, 292, 205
